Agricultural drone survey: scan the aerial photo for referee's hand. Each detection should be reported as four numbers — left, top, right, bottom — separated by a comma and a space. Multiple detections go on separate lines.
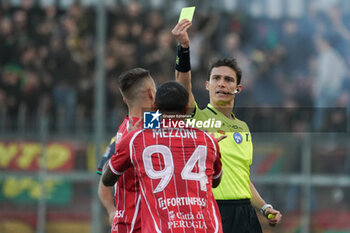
172, 19, 192, 48
264, 207, 282, 226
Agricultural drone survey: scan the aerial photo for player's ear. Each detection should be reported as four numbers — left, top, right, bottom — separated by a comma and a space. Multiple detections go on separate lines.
148, 88, 155, 101
237, 84, 243, 93
123, 97, 127, 104
205, 81, 209, 91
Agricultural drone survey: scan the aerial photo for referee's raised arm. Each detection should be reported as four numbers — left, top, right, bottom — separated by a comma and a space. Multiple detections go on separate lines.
172, 19, 195, 110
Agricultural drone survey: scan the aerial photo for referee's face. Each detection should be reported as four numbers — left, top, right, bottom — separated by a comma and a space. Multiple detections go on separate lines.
206, 66, 239, 107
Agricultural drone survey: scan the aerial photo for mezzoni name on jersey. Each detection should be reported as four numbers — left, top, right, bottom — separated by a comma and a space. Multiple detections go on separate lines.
152, 128, 198, 139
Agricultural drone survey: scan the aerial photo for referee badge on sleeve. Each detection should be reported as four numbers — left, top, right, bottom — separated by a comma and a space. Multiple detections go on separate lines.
233, 132, 242, 144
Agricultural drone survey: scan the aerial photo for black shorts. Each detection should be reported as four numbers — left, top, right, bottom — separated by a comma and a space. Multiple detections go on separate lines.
216, 199, 262, 233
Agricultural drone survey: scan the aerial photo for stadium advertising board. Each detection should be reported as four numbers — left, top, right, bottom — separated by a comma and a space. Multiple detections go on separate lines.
0, 141, 75, 204
0, 176, 71, 204
0, 142, 74, 171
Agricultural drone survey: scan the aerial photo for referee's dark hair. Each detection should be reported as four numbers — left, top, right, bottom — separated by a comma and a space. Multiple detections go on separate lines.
155, 81, 189, 113
208, 58, 242, 84
117, 68, 151, 100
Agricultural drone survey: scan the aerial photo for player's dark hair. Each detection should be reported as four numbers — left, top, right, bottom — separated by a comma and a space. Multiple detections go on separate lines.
117, 68, 151, 98
156, 81, 188, 112
207, 58, 242, 84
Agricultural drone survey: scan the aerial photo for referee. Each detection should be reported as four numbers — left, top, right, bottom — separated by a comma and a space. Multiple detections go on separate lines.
171, 19, 282, 232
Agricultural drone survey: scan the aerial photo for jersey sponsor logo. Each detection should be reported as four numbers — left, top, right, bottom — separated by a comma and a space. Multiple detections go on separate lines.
157, 197, 207, 210
166, 210, 209, 230
167, 211, 208, 230
168, 219, 207, 230
233, 132, 243, 144
143, 110, 161, 129
114, 210, 125, 218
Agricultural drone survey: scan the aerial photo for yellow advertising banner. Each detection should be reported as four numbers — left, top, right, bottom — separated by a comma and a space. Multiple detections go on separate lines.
0, 142, 74, 171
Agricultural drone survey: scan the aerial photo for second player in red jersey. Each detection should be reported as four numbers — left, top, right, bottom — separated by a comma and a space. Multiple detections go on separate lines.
111, 116, 141, 233
103, 81, 223, 233
98, 68, 157, 232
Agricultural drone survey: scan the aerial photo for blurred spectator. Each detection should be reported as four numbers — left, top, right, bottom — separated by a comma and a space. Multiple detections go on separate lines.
327, 6, 350, 65
280, 19, 311, 76
312, 35, 348, 130
45, 35, 79, 131
220, 32, 254, 107
0, 65, 23, 130
0, 17, 15, 64
21, 70, 43, 129
0, 1, 349, 133
143, 29, 174, 83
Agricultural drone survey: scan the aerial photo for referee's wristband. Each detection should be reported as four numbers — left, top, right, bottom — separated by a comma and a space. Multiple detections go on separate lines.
260, 204, 273, 216
175, 45, 191, 72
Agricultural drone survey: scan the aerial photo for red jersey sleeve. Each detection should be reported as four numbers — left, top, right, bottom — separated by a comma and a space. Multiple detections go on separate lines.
109, 130, 135, 175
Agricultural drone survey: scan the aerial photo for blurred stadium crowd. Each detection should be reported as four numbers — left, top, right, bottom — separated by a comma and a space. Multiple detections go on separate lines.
0, 0, 349, 133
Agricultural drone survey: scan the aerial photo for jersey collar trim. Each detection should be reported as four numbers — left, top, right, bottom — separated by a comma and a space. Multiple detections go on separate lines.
207, 104, 236, 119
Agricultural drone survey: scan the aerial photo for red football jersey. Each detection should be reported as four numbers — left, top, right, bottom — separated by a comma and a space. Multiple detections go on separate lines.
109, 126, 223, 233
112, 116, 141, 233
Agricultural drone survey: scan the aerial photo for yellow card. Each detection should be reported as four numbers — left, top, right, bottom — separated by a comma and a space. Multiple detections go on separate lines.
178, 6, 196, 22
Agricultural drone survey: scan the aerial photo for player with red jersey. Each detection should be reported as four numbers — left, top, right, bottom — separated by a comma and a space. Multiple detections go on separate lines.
97, 68, 156, 232
111, 116, 141, 233
96, 116, 139, 229
103, 81, 223, 233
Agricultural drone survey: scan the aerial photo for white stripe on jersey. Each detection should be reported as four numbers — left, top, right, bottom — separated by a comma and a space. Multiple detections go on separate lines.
169, 131, 181, 233
109, 159, 124, 175
139, 181, 162, 233
123, 172, 127, 233
129, 194, 141, 233
152, 132, 167, 232
129, 129, 145, 165
116, 118, 127, 233
212, 203, 220, 233
180, 130, 193, 233
129, 129, 162, 233
113, 117, 142, 233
